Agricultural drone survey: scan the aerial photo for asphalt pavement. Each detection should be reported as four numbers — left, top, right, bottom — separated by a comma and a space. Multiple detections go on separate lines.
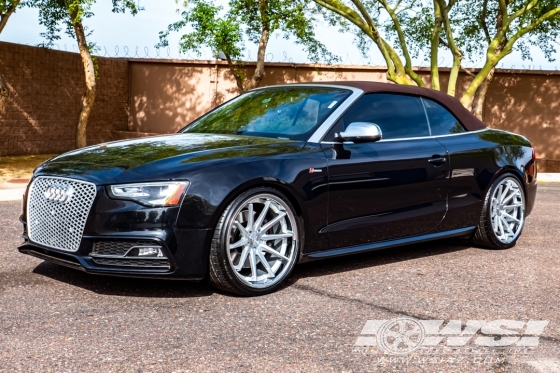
0, 185, 559, 372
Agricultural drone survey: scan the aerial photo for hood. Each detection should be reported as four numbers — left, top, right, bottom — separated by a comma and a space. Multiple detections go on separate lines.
35, 133, 296, 184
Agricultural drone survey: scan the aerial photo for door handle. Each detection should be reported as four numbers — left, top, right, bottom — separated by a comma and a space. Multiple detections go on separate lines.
428, 157, 447, 165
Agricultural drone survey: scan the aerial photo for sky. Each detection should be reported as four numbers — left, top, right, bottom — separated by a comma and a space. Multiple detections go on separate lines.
1, 0, 558, 70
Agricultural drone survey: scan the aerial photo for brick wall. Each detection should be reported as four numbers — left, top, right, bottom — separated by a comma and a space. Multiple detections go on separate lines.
0, 42, 129, 156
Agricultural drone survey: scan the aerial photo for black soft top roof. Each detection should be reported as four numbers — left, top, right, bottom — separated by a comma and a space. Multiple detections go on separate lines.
313, 81, 486, 131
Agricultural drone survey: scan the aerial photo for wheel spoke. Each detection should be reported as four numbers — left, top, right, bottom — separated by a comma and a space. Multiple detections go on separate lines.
492, 215, 499, 232
497, 216, 505, 238
259, 212, 287, 232
500, 216, 514, 235
247, 203, 254, 232
234, 221, 250, 237
261, 232, 294, 241
233, 246, 250, 271
502, 189, 518, 205
497, 184, 503, 202
500, 184, 510, 202
248, 249, 258, 282
256, 250, 276, 278
504, 203, 523, 209
253, 201, 271, 230
229, 238, 248, 249
502, 212, 520, 224
259, 243, 289, 262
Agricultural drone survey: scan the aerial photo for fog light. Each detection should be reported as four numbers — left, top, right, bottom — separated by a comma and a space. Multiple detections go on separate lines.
133, 246, 165, 257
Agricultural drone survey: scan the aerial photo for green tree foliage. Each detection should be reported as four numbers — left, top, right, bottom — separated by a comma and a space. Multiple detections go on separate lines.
451, 0, 560, 117
313, 0, 560, 118
159, 0, 338, 93
27, 0, 140, 147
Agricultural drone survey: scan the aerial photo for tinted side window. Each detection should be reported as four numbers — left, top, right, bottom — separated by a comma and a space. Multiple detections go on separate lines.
325, 93, 430, 141
422, 98, 466, 135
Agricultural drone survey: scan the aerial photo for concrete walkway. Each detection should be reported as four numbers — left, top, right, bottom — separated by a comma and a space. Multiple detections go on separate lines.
0, 181, 27, 202
1, 173, 560, 202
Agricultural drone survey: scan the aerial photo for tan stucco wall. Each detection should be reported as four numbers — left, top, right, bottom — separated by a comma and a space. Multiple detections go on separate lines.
128, 60, 560, 160
2, 42, 556, 163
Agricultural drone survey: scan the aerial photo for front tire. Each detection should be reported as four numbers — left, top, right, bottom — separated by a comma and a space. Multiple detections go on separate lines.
471, 173, 526, 250
208, 187, 301, 296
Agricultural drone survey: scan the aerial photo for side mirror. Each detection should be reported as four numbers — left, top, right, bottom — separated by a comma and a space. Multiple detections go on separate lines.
337, 122, 382, 143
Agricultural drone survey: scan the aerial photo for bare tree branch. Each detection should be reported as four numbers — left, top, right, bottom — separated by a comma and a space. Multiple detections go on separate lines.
0, 0, 20, 33
480, 0, 491, 44
378, 0, 425, 87
460, 65, 476, 78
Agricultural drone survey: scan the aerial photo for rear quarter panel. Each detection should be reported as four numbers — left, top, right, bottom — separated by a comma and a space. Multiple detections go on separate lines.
434, 129, 536, 232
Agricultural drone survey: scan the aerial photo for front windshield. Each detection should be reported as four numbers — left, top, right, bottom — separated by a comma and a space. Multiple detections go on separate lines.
181, 86, 352, 141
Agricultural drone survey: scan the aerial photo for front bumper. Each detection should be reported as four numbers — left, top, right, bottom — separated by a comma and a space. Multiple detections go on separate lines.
19, 183, 214, 280
18, 227, 213, 280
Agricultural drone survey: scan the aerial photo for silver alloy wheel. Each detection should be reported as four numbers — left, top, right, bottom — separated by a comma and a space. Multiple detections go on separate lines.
225, 193, 298, 288
490, 177, 525, 244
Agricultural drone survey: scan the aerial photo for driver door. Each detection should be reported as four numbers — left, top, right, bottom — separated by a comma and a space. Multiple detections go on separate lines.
321, 93, 450, 249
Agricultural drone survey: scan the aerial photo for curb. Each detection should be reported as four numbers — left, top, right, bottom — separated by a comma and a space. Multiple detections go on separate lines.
0, 188, 25, 202
537, 173, 560, 184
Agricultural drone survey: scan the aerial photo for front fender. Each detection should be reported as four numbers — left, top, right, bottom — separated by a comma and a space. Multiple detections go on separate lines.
175, 143, 329, 253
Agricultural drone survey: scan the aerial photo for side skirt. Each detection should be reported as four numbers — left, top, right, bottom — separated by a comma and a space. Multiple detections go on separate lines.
300, 226, 476, 262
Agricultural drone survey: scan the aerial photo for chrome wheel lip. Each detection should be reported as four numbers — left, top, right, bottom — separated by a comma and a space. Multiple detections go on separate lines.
225, 193, 298, 289
490, 177, 525, 244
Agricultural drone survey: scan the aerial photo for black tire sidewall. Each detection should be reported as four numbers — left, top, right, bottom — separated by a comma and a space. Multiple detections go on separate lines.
215, 187, 301, 296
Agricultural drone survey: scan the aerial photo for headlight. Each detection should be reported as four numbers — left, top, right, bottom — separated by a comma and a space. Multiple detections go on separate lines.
108, 182, 189, 206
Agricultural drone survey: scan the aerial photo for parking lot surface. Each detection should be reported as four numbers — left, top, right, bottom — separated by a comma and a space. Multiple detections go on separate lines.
1, 186, 559, 372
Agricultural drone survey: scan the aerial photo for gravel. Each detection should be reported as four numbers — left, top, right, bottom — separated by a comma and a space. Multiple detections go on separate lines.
1, 186, 559, 372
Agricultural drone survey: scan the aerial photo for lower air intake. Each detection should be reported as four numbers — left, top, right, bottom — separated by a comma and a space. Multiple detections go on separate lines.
91, 240, 170, 269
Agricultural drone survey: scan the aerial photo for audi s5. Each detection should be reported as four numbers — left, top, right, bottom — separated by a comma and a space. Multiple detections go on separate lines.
19, 82, 537, 295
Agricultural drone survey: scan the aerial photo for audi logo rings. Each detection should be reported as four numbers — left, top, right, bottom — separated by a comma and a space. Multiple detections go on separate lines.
43, 184, 75, 203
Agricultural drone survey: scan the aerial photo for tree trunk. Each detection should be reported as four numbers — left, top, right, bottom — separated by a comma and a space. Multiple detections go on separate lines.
430, 1, 443, 91
465, 2, 505, 118
244, 25, 269, 91
471, 66, 496, 120
224, 54, 246, 93
70, 9, 97, 148
0, 71, 9, 113
0, 0, 20, 33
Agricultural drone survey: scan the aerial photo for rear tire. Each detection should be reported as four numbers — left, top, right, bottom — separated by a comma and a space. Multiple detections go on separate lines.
471, 173, 526, 250
208, 187, 301, 296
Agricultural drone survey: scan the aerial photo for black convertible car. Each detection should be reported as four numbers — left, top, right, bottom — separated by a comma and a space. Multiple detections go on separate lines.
19, 82, 537, 295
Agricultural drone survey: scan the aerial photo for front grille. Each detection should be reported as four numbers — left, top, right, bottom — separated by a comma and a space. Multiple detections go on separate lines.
27, 177, 97, 252
92, 240, 160, 256
92, 257, 170, 268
